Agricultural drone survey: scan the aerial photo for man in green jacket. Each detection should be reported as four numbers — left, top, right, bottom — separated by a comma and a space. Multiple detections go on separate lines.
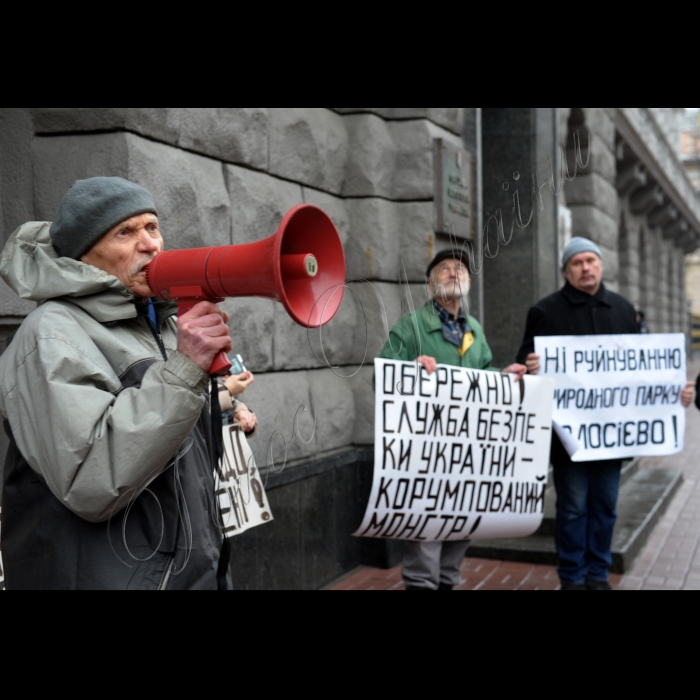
379, 249, 526, 591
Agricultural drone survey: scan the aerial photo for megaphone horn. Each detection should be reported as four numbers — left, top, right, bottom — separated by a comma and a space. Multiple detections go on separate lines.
144, 204, 346, 376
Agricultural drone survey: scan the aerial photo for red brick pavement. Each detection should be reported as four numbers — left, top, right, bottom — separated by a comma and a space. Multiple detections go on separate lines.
331, 362, 700, 591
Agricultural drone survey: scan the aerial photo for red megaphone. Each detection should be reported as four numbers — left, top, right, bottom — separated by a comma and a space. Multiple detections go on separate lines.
144, 204, 346, 376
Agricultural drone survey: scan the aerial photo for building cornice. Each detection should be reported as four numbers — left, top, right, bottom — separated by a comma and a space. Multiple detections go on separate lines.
611, 107, 700, 237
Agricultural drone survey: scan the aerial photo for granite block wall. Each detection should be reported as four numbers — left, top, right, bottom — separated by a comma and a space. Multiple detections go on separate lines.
12, 109, 473, 465
0, 107, 473, 587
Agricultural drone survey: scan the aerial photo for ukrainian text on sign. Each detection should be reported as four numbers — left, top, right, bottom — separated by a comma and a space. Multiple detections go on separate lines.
354, 360, 555, 542
535, 334, 686, 462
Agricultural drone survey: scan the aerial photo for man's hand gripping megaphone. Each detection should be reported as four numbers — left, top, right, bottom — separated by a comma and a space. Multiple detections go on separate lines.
176, 301, 233, 375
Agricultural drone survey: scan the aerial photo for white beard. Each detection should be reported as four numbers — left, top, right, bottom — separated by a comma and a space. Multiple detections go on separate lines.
430, 280, 470, 315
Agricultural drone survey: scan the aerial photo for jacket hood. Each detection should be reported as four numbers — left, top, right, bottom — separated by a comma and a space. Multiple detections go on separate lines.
0, 222, 138, 323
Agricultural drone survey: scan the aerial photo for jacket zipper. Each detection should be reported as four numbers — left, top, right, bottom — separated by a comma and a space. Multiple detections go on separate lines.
150, 308, 182, 592
146, 316, 169, 361
158, 555, 174, 591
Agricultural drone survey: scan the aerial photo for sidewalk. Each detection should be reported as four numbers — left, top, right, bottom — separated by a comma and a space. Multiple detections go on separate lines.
332, 365, 700, 591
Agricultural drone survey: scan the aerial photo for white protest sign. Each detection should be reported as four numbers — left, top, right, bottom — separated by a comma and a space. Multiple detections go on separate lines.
535, 334, 686, 462
216, 426, 274, 538
354, 359, 555, 542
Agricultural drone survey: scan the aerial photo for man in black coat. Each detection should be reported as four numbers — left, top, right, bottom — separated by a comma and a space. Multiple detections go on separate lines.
517, 238, 692, 590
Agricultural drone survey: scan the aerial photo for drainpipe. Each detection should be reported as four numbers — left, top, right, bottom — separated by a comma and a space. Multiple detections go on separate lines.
476, 107, 485, 325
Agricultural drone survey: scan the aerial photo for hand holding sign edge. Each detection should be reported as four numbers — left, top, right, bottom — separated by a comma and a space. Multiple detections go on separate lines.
502, 363, 528, 382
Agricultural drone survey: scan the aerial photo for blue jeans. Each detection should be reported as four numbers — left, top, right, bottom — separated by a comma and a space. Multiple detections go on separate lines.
553, 460, 622, 585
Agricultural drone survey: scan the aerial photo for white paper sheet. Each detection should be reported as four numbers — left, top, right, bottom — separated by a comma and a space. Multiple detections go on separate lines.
536, 334, 686, 462
354, 360, 555, 542
216, 426, 274, 538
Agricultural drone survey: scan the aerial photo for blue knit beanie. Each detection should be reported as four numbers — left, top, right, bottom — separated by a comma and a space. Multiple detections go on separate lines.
562, 237, 602, 269
50, 177, 158, 260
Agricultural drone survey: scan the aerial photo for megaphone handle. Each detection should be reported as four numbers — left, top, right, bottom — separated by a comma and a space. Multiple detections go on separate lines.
209, 351, 233, 377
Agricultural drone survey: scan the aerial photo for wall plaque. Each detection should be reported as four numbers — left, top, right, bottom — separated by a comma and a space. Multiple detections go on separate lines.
434, 139, 475, 240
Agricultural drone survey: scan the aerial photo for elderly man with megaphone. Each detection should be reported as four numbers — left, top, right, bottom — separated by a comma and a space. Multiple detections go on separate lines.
0, 177, 346, 590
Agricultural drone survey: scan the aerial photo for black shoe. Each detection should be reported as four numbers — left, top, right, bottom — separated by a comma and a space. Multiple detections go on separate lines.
560, 583, 587, 590
586, 580, 612, 591
438, 583, 454, 591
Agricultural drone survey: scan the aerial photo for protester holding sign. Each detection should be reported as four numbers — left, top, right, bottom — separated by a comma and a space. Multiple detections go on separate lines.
378, 249, 527, 591
217, 371, 258, 434
517, 237, 694, 590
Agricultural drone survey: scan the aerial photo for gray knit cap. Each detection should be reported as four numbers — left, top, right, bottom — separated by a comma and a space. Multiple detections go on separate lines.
50, 177, 158, 260
561, 237, 602, 269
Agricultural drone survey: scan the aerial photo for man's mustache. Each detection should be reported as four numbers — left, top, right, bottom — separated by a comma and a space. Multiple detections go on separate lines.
432, 280, 470, 301
131, 255, 157, 276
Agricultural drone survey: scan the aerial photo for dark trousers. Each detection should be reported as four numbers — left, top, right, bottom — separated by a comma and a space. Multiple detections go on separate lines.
553, 460, 623, 585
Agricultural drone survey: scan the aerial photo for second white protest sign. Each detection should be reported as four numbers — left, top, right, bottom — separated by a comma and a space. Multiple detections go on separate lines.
535, 333, 686, 462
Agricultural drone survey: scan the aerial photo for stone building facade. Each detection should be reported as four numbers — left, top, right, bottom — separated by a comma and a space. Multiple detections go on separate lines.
675, 110, 700, 331
1, 107, 698, 589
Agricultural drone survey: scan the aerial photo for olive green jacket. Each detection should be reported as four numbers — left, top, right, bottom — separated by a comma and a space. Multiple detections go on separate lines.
379, 301, 498, 371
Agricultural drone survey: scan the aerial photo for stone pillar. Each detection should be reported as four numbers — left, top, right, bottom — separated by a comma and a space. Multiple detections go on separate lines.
680, 247, 689, 332
460, 108, 484, 324
640, 228, 653, 330
480, 108, 559, 366
666, 241, 679, 332
679, 248, 690, 337
566, 108, 620, 291
656, 236, 670, 332
668, 247, 678, 331
669, 240, 678, 333
618, 210, 641, 307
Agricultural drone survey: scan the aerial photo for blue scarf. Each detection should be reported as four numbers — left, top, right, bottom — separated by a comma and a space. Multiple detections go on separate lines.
433, 300, 471, 349
147, 299, 158, 328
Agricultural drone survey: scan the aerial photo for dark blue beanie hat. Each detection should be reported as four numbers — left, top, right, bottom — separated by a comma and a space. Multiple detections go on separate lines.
50, 177, 159, 260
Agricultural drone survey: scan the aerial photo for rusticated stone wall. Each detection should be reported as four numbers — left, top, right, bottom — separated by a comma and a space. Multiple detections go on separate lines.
0, 108, 473, 588
18, 108, 469, 466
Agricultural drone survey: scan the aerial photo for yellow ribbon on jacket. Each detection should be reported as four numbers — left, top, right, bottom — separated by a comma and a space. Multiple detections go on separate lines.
460, 331, 475, 357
